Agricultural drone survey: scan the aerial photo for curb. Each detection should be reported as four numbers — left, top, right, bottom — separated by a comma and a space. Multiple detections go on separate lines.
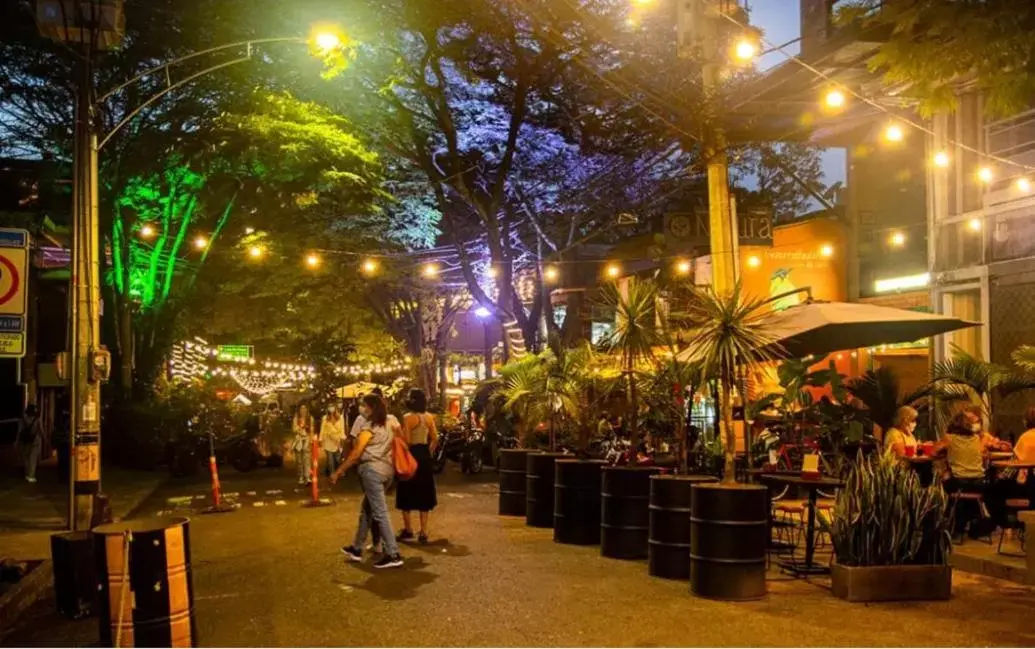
0, 560, 53, 640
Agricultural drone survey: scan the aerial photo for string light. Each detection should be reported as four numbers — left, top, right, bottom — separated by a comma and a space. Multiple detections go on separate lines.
933, 151, 951, 168
544, 266, 559, 282
140, 224, 156, 239
362, 259, 378, 275
305, 253, 321, 269
193, 235, 208, 250
422, 262, 439, 278
733, 39, 757, 61
819, 243, 835, 258
823, 88, 846, 110
1017, 177, 1032, 193
606, 263, 621, 278
244, 226, 255, 235
746, 255, 762, 269
248, 245, 264, 259
484, 266, 498, 279
675, 259, 691, 275
884, 123, 904, 143
978, 167, 994, 184
967, 217, 983, 232
889, 231, 906, 247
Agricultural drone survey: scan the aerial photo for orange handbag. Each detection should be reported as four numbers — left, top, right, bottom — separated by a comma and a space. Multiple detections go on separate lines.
393, 435, 418, 480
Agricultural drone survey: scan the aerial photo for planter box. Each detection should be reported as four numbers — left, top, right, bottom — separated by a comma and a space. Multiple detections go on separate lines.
831, 562, 952, 602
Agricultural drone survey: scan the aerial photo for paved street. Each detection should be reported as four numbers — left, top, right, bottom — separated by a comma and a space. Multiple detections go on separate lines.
6, 463, 1035, 647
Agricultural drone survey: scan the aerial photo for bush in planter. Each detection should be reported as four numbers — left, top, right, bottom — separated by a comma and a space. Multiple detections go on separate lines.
823, 453, 953, 602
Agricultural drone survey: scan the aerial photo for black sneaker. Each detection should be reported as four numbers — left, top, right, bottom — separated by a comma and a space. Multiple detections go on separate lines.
397, 529, 415, 542
341, 545, 362, 562
418, 532, 428, 545
374, 554, 404, 569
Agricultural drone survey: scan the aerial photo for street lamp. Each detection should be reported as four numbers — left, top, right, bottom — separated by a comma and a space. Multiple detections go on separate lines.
38, 13, 349, 530
733, 39, 757, 62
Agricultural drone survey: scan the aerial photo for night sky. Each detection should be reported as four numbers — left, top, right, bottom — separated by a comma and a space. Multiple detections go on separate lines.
751, 0, 847, 194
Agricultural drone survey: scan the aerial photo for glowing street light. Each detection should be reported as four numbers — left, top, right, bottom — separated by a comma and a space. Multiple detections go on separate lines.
305, 253, 321, 269
733, 39, 757, 62
361, 259, 379, 275
933, 151, 951, 168
978, 166, 994, 184
193, 235, 208, 250
823, 88, 846, 110
139, 224, 156, 239
606, 263, 621, 279
819, 243, 835, 258
248, 245, 264, 259
889, 231, 906, 247
884, 123, 904, 143
310, 25, 344, 54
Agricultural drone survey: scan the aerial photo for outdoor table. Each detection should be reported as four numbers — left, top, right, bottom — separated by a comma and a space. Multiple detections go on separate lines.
991, 460, 1035, 483
906, 455, 935, 487
989, 452, 1015, 461
757, 474, 844, 576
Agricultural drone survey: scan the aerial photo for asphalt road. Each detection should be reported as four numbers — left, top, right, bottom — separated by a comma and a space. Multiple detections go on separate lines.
6, 462, 1035, 647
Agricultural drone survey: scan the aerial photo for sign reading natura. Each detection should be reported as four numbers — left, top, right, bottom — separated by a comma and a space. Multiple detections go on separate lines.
664, 209, 773, 247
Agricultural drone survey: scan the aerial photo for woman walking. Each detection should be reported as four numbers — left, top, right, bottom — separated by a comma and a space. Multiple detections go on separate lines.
396, 388, 439, 544
331, 394, 403, 568
292, 404, 315, 486
320, 403, 346, 478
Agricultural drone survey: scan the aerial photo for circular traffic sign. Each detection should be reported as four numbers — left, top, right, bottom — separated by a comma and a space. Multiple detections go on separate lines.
0, 255, 20, 306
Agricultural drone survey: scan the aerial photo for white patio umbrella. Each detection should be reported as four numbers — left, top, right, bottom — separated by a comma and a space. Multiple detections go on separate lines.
336, 381, 385, 399
761, 300, 980, 359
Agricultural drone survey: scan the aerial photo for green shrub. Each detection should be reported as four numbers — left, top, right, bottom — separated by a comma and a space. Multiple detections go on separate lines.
824, 453, 952, 567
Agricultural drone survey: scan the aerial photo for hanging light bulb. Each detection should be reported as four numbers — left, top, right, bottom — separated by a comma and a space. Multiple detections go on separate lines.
823, 88, 846, 110
606, 263, 621, 278
139, 224, 156, 239
746, 255, 762, 269
675, 259, 691, 275
884, 123, 905, 143
1017, 177, 1032, 193
933, 151, 951, 168
305, 253, 321, 268
422, 262, 439, 278
978, 166, 994, 184
248, 245, 264, 259
544, 266, 559, 282
193, 235, 208, 250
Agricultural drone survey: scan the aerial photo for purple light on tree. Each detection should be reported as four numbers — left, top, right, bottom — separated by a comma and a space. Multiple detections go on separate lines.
474, 306, 492, 319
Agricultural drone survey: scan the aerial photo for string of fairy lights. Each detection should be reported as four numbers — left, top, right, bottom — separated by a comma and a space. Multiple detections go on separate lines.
168, 338, 413, 396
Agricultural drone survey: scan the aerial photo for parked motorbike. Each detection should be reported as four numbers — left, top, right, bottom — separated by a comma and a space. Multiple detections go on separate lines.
433, 425, 485, 474
166, 417, 263, 476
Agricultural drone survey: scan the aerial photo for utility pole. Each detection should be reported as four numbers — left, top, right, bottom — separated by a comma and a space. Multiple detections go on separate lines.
678, 0, 744, 295
38, 0, 123, 530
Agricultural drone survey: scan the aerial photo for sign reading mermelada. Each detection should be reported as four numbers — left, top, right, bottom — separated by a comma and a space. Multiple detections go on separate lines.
0, 229, 29, 359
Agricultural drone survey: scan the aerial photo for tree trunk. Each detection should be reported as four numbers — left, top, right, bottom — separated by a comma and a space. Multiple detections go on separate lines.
118, 297, 133, 399
626, 352, 639, 448
438, 353, 448, 412
721, 376, 737, 484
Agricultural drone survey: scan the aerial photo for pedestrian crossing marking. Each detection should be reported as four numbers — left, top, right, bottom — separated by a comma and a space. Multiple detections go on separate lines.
253, 501, 266, 507
274, 500, 287, 506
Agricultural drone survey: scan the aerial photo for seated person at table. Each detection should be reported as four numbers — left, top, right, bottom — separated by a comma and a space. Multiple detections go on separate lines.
932, 410, 987, 493
964, 404, 1012, 453
986, 407, 1035, 528
883, 406, 919, 459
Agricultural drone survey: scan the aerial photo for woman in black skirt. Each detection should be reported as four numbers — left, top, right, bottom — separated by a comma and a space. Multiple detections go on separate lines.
396, 388, 439, 544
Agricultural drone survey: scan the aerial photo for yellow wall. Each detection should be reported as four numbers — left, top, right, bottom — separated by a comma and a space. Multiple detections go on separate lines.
739, 218, 848, 306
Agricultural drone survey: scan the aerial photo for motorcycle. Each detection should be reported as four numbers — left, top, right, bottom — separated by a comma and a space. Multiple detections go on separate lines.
433, 425, 485, 474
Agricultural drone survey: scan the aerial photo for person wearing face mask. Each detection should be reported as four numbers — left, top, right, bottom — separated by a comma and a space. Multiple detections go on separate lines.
933, 410, 988, 491
883, 406, 919, 459
332, 394, 403, 569
320, 403, 346, 479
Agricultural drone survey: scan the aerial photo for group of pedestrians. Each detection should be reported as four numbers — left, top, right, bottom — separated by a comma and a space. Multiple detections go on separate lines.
290, 388, 439, 570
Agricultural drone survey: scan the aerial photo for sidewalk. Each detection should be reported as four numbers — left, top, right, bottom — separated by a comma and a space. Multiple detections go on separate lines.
0, 459, 167, 559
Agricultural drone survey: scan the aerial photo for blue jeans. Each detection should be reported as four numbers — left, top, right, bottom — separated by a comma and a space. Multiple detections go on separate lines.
353, 464, 399, 556
325, 451, 340, 477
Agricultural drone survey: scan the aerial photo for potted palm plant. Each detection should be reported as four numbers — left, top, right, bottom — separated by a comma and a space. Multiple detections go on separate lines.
676, 284, 781, 599
826, 453, 953, 602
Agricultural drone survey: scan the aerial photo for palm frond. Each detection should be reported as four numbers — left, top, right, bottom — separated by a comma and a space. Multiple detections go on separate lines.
1011, 345, 1035, 372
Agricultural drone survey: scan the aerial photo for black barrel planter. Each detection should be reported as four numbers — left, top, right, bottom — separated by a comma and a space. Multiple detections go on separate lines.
601, 466, 660, 559
95, 517, 198, 647
498, 449, 535, 516
526, 453, 568, 528
690, 482, 769, 601
648, 474, 718, 580
554, 459, 607, 545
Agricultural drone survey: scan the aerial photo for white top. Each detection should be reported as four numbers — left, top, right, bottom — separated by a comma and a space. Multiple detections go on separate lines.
320, 415, 346, 453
